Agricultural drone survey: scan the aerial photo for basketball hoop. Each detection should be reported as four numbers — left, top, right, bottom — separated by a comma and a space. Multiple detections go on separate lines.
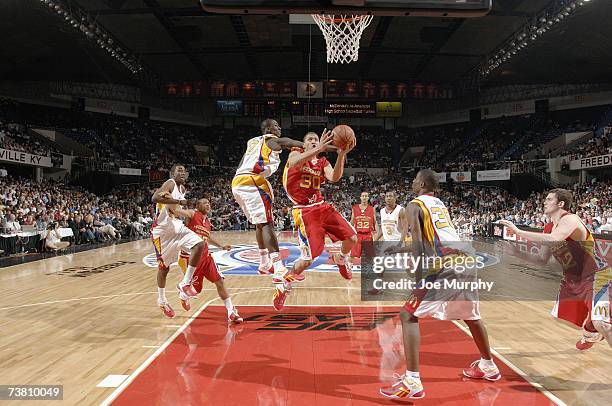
311, 14, 374, 64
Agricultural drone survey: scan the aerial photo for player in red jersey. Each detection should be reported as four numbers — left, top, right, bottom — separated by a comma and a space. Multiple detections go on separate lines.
177, 198, 243, 324
274, 129, 357, 310
499, 188, 611, 349
349, 191, 378, 263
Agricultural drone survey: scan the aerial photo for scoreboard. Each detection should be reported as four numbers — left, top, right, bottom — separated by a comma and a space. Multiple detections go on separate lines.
217, 100, 402, 118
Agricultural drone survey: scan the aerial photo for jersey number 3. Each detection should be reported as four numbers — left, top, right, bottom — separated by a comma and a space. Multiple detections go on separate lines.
431, 207, 453, 229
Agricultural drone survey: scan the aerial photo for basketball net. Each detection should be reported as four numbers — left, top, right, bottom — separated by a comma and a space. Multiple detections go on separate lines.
311, 14, 374, 64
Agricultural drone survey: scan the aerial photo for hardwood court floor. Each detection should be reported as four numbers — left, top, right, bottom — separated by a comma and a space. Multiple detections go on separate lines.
0, 231, 610, 405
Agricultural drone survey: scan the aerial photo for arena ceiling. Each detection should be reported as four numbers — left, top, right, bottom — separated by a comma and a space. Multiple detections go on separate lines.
1, 0, 611, 88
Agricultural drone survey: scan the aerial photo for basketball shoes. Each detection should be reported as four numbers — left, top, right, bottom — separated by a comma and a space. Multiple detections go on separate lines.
283, 270, 305, 283
272, 266, 305, 285
177, 288, 191, 311
576, 329, 603, 350
333, 253, 353, 280
273, 285, 289, 311
178, 281, 198, 297
258, 263, 274, 275
158, 302, 175, 318
463, 360, 501, 381
228, 307, 244, 324
379, 373, 425, 399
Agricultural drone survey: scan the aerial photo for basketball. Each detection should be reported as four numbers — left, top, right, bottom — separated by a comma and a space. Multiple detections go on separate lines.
332, 125, 355, 150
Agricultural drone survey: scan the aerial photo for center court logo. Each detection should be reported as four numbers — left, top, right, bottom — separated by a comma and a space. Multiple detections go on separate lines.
142, 242, 500, 275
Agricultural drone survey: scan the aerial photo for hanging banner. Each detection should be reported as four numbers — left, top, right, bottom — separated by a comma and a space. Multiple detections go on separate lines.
477, 168, 511, 181
450, 171, 471, 182
436, 172, 447, 183
0, 148, 52, 168
119, 167, 142, 176
570, 153, 612, 170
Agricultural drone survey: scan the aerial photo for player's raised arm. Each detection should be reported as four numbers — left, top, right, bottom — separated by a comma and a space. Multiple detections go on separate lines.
152, 179, 186, 205
287, 129, 335, 168
498, 215, 577, 243
324, 132, 355, 183
267, 137, 304, 151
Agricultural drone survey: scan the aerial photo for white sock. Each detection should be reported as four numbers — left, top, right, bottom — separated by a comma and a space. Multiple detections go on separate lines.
223, 297, 234, 313
158, 287, 167, 303
259, 249, 270, 264
270, 252, 286, 275
181, 265, 196, 285
336, 251, 347, 265
479, 358, 496, 369
405, 370, 420, 380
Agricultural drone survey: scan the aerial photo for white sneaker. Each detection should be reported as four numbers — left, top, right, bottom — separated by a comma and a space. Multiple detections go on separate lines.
576, 330, 603, 350
380, 373, 425, 399
228, 307, 243, 324
258, 262, 274, 275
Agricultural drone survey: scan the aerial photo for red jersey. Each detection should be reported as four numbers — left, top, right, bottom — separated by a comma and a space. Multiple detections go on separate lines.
282, 155, 329, 206
352, 204, 375, 234
543, 213, 608, 281
187, 211, 211, 241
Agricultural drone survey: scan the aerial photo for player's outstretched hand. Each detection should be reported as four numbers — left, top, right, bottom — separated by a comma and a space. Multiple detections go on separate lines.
318, 128, 338, 152
222, 245, 231, 251
497, 219, 519, 234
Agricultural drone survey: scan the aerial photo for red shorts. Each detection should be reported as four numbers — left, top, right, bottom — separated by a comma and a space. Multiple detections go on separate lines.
178, 250, 223, 293
552, 273, 611, 327
292, 202, 356, 260
351, 233, 374, 258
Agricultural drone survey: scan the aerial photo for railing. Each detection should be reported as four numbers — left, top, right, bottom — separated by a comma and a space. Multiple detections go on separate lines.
528, 166, 561, 188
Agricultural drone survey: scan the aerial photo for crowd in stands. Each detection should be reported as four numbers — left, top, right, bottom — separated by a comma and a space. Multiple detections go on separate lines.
0, 177, 153, 252
2, 98, 611, 177
562, 127, 612, 162
1, 97, 612, 258
0, 101, 58, 157
0, 166, 611, 257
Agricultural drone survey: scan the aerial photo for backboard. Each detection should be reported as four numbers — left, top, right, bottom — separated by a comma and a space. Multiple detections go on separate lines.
200, 0, 493, 17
